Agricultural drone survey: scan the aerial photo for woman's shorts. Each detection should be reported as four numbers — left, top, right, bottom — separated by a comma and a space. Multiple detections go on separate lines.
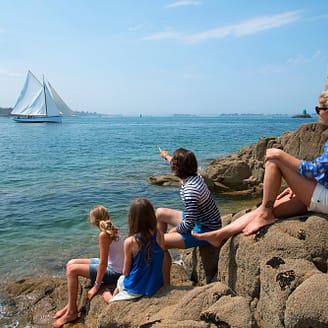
308, 183, 328, 214
109, 275, 143, 302
89, 258, 121, 285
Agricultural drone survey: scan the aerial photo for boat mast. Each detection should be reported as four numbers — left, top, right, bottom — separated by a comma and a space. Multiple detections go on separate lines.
43, 75, 48, 116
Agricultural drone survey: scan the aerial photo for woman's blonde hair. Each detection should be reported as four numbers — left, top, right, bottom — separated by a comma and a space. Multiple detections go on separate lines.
89, 205, 120, 241
320, 92, 328, 107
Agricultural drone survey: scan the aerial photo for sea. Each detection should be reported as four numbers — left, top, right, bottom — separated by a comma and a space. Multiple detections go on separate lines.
0, 113, 317, 324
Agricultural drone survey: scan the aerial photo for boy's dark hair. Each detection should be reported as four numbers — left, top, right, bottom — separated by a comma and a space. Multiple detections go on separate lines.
128, 198, 157, 263
170, 148, 198, 179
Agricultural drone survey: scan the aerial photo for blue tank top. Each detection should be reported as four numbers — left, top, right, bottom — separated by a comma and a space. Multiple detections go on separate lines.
123, 232, 164, 296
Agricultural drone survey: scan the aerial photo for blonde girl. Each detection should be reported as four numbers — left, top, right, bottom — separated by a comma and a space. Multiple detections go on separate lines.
53, 205, 124, 328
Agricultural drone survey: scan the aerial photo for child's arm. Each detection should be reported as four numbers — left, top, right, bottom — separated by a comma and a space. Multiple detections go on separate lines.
122, 237, 133, 276
159, 148, 172, 162
88, 232, 110, 300
156, 231, 166, 250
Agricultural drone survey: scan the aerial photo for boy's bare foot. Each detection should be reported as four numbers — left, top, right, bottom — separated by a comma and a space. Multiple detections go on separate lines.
102, 290, 113, 303
191, 230, 224, 248
53, 312, 78, 328
242, 211, 276, 235
53, 304, 68, 319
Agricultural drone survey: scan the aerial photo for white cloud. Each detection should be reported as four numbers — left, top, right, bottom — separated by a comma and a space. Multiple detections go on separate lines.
165, 1, 203, 9
143, 11, 302, 44
142, 28, 182, 41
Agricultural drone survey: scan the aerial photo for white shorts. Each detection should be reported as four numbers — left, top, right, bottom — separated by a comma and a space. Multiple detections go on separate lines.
308, 183, 328, 214
109, 275, 142, 302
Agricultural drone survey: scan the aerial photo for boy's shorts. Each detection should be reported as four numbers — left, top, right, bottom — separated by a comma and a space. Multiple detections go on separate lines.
308, 183, 328, 214
179, 212, 216, 248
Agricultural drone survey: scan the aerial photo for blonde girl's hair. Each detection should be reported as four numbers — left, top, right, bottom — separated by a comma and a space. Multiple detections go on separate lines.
89, 205, 120, 241
128, 198, 157, 263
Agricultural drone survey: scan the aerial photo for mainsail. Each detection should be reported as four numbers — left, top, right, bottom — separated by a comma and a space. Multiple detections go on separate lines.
11, 70, 75, 122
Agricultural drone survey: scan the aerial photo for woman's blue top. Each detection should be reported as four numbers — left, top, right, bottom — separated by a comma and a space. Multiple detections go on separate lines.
299, 140, 328, 189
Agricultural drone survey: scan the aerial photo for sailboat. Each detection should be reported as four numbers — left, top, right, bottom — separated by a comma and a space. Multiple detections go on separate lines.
11, 70, 75, 123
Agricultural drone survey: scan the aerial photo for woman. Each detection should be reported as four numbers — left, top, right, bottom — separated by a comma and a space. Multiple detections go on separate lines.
157, 148, 221, 284
193, 94, 328, 247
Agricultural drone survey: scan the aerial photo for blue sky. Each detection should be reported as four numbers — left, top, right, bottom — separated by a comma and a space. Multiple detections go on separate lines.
0, 0, 327, 115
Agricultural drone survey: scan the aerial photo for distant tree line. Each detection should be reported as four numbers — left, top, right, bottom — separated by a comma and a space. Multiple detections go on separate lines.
0, 107, 12, 116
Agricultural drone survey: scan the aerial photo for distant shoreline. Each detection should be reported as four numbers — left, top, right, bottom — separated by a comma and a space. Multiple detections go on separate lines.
0, 107, 12, 116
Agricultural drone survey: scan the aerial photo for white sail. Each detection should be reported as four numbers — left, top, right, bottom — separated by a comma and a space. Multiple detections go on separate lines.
46, 81, 75, 116
11, 70, 75, 123
11, 71, 47, 116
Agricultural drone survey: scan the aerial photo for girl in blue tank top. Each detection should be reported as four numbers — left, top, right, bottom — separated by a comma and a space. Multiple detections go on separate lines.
103, 198, 165, 302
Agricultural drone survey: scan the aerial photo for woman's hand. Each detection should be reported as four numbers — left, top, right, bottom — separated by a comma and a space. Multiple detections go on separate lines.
265, 148, 283, 162
277, 187, 294, 200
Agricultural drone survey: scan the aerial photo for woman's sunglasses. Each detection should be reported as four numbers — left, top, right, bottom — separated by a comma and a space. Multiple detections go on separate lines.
315, 106, 328, 114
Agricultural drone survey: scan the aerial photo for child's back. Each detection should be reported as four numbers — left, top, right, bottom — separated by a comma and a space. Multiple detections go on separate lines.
124, 231, 164, 295
103, 198, 165, 303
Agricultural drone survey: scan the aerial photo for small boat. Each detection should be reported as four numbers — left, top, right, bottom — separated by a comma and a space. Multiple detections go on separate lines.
292, 109, 311, 118
11, 70, 75, 123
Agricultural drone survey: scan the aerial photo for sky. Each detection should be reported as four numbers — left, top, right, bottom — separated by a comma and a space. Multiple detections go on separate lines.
0, 0, 328, 116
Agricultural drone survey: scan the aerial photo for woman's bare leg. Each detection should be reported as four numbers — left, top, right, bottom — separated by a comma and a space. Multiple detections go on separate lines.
243, 159, 316, 235
191, 210, 256, 247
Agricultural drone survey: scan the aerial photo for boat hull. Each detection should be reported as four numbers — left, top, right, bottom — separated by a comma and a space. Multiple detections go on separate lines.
13, 116, 62, 123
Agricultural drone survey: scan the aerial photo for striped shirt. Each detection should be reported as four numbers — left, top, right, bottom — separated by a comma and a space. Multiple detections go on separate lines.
176, 174, 221, 234
298, 140, 328, 189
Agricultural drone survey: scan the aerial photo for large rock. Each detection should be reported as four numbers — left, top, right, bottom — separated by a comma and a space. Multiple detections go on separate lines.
3, 212, 327, 327
284, 273, 328, 328
148, 123, 328, 197
202, 122, 328, 195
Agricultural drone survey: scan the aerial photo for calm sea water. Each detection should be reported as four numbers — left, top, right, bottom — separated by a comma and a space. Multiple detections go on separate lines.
0, 114, 317, 283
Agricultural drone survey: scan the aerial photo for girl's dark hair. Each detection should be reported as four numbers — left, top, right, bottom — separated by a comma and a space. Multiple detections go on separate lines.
128, 198, 157, 263
170, 148, 198, 179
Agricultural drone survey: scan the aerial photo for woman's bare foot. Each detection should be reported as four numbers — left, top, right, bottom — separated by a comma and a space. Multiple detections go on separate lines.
53, 304, 68, 319
53, 312, 78, 328
102, 290, 113, 303
191, 230, 225, 248
242, 209, 276, 235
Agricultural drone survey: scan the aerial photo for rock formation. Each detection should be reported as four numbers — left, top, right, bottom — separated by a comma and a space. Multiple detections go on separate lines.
148, 122, 328, 199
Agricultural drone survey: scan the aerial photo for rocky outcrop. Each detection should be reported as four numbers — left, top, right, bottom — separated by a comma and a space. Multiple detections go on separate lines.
3, 211, 327, 327
148, 123, 328, 198
185, 210, 328, 328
